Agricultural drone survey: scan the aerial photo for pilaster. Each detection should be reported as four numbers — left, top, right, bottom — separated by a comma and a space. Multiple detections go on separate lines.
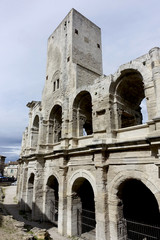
32, 157, 45, 221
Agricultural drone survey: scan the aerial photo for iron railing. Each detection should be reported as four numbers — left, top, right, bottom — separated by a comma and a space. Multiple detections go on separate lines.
77, 208, 96, 239
118, 218, 160, 240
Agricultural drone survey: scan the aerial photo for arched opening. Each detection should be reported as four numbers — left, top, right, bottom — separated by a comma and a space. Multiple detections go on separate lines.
45, 175, 59, 226
32, 115, 39, 148
117, 179, 160, 239
49, 105, 62, 144
71, 177, 96, 239
73, 91, 93, 137
115, 69, 148, 128
27, 173, 34, 212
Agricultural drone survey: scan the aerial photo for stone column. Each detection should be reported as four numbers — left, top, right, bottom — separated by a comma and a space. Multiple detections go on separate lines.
67, 194, 72, 236
107, 197, 119, 240
32, 157, 45, 221
58, 167, 68, 235
20, 161, 28, 211
17, 163, 22, 199
37, 116, 44, 152
44, 120, 52, 152
149, 47, 160, 118
26, 111, 33, 155
95, 166, 108, 240
66, 193, 82, 237
72, 108, 77, 137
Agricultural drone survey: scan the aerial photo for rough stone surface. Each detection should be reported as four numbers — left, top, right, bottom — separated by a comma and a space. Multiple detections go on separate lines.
17, 8, 160, 240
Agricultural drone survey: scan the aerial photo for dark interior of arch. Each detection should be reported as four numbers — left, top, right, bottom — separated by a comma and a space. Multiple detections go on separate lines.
46, 175, 59, 223
28, 173, 35, 184
33, 115, 39, 129
72, 178, 96, 234
50, 105, 62, 142
118, 179, 160, 224
47, 175, 59, 201
117, 70, 145, 128
73, 91, 93, 136
27, 173, 35, 212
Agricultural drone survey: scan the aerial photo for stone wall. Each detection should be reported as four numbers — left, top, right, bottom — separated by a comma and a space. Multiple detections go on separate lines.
17, 9, 160, 240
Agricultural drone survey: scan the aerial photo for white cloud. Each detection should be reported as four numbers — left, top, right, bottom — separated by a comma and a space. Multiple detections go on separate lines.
2, 146, 21, 155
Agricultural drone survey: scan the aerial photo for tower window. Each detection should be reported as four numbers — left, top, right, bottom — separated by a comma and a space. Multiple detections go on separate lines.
75, 29, 78, 34
57, 79, 59, 89
53, 82, 56, 91
97, 43, 100, 49
67, 56, 70, 62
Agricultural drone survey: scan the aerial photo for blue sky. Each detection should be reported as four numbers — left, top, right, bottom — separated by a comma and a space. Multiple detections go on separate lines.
0, 0, 160, 162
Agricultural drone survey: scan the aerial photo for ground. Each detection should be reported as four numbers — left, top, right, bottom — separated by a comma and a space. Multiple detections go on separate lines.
0, 185, 82, 240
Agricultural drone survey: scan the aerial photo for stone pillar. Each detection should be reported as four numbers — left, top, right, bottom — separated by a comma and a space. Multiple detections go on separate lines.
44, 120, 53, 152
95, 166, 108, 240
149, 47, 160, 118
72, 196, 82, 236
79, 112, 86, 136
67, 194, 72, 236
26, 111, 33, 154
17, 163, 22, 199
32, 157, 45, 221
66, 194, 82, 237
58, 167, 68, 235
72, 108, 77, 137
20, 161, 28, 211
107, 196, 119, 240
37, 116, 44, 152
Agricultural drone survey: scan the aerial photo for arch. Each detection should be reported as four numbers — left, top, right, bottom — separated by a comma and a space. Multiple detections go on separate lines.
117, 179, 160, 239
32, 112, 43, 130
31, 115, 40, 149
117, 179, 160, 222
108, 171, 160, 240
68, 171, 96, 238
48, 104, 62, 144
110, 61, 152, 94
27, 173, 35, 212
45, 174, 59, 225
33, 115, 39, 129
109, 66, 149, 129
67, 169, 97, 197
109, 170, 159, 199
72, 91, 93, 137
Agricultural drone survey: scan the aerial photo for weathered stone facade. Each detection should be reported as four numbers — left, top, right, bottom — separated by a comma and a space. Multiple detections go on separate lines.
17, 9, 160, 240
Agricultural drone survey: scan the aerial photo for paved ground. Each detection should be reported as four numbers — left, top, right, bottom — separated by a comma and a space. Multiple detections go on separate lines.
1, 185, 80, 240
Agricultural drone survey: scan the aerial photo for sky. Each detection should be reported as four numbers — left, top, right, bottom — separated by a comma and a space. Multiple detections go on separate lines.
0, 0, 160, 162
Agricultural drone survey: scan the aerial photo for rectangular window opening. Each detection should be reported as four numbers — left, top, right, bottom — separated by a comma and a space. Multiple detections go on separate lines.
97, 43, 100, 49
57, 79, 59, 89
67, 56, 70, 62
53, 82, 56, 91
75, 29, 78, 34
96, 109, 106, 116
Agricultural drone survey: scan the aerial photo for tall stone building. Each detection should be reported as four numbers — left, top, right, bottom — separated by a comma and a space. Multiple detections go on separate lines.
17, 9, 160, 240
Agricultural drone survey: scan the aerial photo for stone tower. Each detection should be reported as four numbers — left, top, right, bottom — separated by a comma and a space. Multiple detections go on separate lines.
42, 8, 102, 102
